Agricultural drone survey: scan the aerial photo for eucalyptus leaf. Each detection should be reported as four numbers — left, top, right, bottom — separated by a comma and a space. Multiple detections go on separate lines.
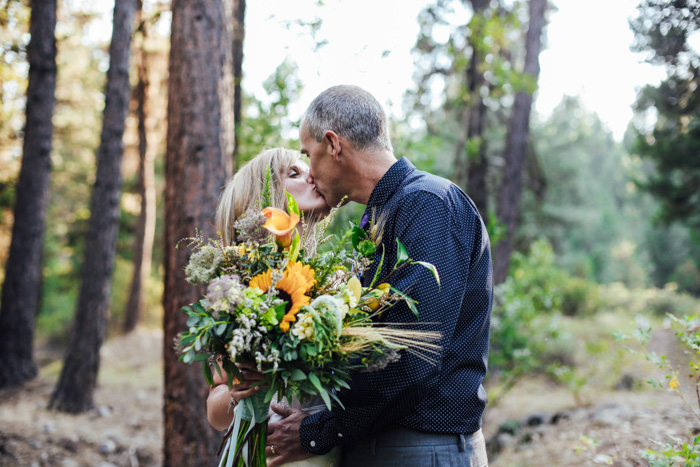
194, 353, 209, 362
290, 369, 307, 381
192, 301, 206, 315
186, 315, 199, 327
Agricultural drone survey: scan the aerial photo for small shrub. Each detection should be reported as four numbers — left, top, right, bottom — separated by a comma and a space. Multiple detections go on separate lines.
560, 276, 602, 317
616, 313, 700, 465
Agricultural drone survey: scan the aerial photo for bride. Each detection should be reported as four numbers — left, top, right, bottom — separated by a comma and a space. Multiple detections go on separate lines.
205, 147, 340, 466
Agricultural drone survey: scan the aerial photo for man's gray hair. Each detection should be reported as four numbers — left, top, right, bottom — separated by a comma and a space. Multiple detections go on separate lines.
301, 85, 393, 153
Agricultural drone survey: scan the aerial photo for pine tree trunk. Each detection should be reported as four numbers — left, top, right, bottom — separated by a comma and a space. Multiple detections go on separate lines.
232, 0, 245, 163
123, 3, 156, 334
454, 0, 489, 223
0, 0, 57, 389
49, 0, 137, 413
163, 0, 234, 463
493, 0, 547, 284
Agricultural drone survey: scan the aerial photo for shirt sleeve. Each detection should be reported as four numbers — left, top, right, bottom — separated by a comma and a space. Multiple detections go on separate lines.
299, 190, 478, 454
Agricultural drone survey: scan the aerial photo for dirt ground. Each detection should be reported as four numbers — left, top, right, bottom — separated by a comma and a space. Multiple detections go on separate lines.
1, 328, 699, 466
0, 328, 164, 467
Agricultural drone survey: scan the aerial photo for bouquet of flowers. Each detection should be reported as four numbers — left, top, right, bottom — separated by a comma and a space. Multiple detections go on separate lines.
178, 173, 441, 467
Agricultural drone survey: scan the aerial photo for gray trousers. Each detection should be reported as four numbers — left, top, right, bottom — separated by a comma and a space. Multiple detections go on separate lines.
340, 427, 488, 466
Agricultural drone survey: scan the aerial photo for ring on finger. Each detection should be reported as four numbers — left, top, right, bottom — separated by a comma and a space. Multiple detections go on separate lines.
270, 444, 277, 456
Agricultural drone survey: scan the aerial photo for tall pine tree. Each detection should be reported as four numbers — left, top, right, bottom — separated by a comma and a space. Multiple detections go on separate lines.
50, 0, 137, 412
163, 0, 234, 463
0, 0, 57, 389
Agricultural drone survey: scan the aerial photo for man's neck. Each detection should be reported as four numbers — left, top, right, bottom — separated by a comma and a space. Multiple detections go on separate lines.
350, 149, 397, 205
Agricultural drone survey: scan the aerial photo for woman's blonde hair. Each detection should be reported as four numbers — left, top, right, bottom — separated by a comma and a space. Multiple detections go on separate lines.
216, 148, 302, 246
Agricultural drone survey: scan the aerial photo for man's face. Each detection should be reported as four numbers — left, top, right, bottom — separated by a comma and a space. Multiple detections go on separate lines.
300, 126, 343, 207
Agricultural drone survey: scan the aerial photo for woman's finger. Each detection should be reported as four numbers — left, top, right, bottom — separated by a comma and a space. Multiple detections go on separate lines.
230, 385, 260, 400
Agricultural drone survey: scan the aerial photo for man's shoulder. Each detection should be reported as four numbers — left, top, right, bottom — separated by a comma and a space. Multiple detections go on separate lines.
399, 170, 478, 216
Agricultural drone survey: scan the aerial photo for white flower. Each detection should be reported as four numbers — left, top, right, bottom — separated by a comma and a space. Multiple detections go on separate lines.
292, 313, 316, 341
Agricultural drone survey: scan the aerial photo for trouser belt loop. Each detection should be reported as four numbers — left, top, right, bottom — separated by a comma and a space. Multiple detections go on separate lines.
371, 436, 377, 455
458, 433, 466, 452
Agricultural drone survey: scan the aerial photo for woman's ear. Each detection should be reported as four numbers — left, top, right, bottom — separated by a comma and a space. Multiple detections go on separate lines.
324, 130, 341, 160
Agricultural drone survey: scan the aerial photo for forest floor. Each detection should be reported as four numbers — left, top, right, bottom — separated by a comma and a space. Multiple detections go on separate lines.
0, 327, 698, 467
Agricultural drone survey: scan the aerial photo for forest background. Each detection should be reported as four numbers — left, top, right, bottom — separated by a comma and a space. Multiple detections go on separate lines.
1, 0, 700, 465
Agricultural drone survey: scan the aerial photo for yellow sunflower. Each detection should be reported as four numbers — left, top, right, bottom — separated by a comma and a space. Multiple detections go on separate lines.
249, 262, 315, 332
286, 261, 316, 292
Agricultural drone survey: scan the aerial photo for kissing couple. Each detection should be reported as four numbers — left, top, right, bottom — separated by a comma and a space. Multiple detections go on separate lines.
206, 85, 492, 467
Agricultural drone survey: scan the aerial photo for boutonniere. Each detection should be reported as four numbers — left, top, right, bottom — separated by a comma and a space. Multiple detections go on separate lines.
352, 208, 386, 259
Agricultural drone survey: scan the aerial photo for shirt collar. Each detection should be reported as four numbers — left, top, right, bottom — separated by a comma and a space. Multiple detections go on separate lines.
365, 157, 416, 210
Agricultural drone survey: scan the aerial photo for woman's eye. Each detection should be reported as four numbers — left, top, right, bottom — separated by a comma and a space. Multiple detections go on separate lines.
288, 169, 299, 178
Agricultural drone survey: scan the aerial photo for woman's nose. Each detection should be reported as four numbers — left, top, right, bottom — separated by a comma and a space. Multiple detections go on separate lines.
305, 172, 315, 185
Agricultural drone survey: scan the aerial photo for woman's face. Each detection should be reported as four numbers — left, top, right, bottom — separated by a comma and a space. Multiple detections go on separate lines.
281, 160, 331, 219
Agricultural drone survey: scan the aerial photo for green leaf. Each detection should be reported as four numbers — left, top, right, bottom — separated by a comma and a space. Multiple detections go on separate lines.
369, 246, 385, 288
390, 286, 419, 318
222, 359, 243, 390
194, 336, 202, 351
181, 305, 194, 314
182, 349, 195, 364
358, 240, 376, 257
308, 372, 323, 393
352, 225, 367, 250
215, 323, 228, 336
193, 353, 209, 362
186, 315, 199, 327
288, 232, 301, 263
290, 369, 307, 381
202, 360, 214, 386
264, 379, 279, 404
396, 239, 409, 264
192, 301, 206, 315
286, 191, 301, 218
414, 261, 441, 290
318, 387, 332, 410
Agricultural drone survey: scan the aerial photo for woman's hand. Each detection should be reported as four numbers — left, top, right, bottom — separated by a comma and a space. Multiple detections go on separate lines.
206, 361, 266, 431
229, 361, 266, 402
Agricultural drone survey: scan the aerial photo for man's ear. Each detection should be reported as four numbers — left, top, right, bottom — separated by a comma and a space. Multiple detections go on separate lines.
324, 130, 342, 161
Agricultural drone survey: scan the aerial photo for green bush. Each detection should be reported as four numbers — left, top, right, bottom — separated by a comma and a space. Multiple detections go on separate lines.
560, 276, 602, 317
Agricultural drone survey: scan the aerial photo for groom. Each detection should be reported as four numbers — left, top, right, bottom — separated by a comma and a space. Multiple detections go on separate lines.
266, 85, 493, 466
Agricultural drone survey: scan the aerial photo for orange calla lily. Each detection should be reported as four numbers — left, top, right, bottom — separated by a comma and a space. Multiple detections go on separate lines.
261, 207, 300, 248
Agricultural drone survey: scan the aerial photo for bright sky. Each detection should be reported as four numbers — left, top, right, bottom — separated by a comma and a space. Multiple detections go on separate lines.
245, 0, 667, 141
85, 0, 668, 141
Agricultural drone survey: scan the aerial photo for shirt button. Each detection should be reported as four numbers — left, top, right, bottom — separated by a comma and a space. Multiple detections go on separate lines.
310, 440, 316, 447
338, 433, 343, 437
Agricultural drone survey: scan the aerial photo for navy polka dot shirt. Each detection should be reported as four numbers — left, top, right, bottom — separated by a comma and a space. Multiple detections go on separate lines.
299, 157, 493, 454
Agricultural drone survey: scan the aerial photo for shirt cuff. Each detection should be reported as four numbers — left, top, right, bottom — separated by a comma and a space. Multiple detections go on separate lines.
299, 409, 344, 455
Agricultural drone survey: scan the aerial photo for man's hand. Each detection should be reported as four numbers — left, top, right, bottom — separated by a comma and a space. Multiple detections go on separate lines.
265, 403, 313, 467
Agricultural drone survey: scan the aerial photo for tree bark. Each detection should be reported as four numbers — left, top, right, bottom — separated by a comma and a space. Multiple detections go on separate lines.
232, 0, 245, 163
123, 2, 156, 334
163, 0, 234, 464
493, 0, 547, 284
0, 0, 57, 389
454, 0, 489, 223
49, 0, 137, 413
